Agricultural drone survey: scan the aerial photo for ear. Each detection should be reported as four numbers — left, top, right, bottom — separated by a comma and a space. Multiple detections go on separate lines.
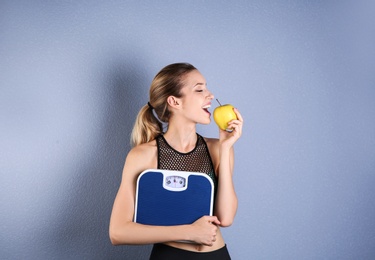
167, 96, 181, 109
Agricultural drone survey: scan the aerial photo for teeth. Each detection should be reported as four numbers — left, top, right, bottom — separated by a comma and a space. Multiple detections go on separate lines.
202, 105, 211, 109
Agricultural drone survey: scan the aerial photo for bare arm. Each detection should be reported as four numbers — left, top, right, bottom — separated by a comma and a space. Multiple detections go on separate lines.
109, 144, 220, 246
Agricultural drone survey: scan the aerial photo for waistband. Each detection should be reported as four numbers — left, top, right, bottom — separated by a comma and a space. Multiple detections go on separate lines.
150, 243, 231, 260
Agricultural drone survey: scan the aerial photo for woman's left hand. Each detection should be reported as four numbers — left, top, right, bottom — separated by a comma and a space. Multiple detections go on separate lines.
219, 107, 243, 148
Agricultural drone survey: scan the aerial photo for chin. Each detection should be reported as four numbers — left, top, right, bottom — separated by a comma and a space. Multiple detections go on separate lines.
200, 119, 211, 125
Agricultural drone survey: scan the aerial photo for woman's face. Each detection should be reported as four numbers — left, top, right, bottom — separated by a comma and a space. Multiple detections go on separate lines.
178, 70, 215, 125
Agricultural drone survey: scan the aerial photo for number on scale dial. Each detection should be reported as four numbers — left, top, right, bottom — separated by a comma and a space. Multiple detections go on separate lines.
165, 175, 186, 188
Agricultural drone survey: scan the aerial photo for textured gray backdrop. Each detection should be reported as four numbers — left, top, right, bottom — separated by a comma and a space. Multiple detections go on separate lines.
1, 1, 374, 259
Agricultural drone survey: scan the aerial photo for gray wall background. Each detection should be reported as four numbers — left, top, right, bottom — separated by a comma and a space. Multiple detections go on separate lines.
1, 1, 374, 259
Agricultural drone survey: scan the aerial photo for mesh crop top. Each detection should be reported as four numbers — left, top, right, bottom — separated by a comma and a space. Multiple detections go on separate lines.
156, 133, 218, 189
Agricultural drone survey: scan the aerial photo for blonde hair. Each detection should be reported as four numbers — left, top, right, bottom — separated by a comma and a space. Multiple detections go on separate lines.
130, 63, 197, 147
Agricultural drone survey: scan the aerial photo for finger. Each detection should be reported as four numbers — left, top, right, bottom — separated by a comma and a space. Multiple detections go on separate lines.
227, 121, 241, 129
207, 216, 221, 225
227, 122, 242, 133
227, 120, 243, 129
233, 108, 244, 122
229, 117, 243, 124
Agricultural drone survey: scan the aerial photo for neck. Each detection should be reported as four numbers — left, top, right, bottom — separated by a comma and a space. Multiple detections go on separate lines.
163, 120, 197, 153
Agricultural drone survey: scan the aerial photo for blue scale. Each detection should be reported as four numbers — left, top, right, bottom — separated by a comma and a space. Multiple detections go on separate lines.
134, 169, 214, 226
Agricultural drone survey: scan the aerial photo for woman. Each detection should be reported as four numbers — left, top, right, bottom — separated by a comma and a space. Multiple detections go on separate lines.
109, 63, 243, 259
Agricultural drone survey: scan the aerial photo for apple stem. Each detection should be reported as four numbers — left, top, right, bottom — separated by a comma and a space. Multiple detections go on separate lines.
216, 99, 222, 106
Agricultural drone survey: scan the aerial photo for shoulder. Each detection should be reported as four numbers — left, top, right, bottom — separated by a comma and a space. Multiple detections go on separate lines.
203, 136, 219, 150
203, 136, 220, 161
123, 140, 158, 179
128, 139, 157, 158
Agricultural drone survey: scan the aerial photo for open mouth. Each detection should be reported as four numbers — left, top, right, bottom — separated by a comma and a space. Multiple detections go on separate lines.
202, 104, 211, 115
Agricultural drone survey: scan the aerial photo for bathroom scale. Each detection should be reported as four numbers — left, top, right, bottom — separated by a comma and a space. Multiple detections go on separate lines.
134, 169, 214, 226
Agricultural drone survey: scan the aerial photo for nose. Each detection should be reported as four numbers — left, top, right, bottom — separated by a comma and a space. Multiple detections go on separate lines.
207, 90, 214, 100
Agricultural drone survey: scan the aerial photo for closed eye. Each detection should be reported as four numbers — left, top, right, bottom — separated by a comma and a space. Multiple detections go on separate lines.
195, 90, 203, 92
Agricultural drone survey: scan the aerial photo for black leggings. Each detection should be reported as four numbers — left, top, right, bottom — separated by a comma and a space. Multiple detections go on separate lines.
149, 243, 231, 260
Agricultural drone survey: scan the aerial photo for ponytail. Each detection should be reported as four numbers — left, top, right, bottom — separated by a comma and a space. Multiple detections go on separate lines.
130, 104, 163, 147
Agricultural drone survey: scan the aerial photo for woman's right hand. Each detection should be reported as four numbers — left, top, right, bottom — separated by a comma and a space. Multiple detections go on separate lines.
190, 216, 221, 246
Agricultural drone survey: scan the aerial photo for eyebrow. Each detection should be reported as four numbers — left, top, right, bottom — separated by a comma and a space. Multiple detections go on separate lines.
193, 83, 206, 88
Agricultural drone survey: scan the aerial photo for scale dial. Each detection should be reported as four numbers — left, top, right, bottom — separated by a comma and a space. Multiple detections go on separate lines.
165, 175, 186, 188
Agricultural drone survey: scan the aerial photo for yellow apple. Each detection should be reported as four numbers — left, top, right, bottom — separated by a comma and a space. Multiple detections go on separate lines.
213, 102, 237, 131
